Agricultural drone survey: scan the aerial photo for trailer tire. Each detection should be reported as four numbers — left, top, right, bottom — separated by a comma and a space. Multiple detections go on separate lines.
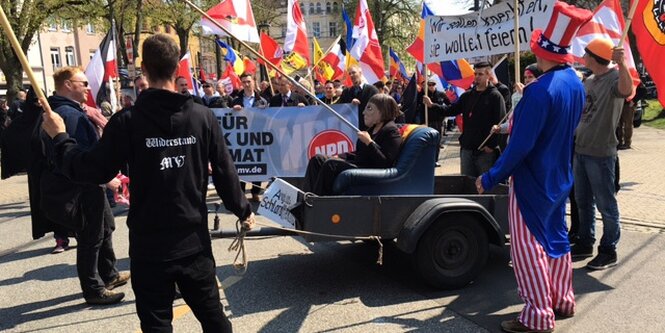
415, 215, 489, 289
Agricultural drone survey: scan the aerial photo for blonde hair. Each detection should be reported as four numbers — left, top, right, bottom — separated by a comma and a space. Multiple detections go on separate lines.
53, 66, 84, 91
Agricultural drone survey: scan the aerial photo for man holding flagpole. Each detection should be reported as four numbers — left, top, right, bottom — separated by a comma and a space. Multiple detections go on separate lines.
476, 2, 593, 332
42, 34, 255, 332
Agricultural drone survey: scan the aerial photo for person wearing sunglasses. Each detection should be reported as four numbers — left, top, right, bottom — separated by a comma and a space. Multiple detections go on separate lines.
45, 66, 128, 305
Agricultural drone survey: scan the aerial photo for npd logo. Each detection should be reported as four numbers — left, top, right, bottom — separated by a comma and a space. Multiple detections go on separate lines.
307, 130, 354, 159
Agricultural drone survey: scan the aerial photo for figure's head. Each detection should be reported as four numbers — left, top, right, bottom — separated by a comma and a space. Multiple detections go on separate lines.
363, 93, 400, 127
473, 62, 492, 89
523, 64, 542, 85
584, 38, 614, 71
141, 34, 180, 85
324, 80, 335, 98
134, 75, 148, 95
240, 73, 255, 93
202, 81, 214, 95
348, 65, 364, 86
175, 76, 189, 94
53, 66, 89, 103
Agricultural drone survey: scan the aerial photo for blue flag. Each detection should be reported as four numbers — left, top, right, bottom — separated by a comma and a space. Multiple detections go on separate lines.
342, 5, 354, 49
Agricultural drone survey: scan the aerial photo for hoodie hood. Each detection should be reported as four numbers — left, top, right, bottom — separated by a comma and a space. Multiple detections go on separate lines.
134, 88, 195, 134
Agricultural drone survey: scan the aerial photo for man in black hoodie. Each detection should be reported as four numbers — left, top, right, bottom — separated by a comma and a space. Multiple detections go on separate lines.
424, 62, 506, 177
42, 34, 255, 332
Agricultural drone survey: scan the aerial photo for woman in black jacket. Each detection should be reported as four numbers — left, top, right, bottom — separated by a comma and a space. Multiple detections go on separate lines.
303, 94, 402, 195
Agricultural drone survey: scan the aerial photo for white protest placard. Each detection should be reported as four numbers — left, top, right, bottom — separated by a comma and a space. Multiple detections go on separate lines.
424, 0, 555, 63
256, 178, 301, 229
211, 104, 358, 182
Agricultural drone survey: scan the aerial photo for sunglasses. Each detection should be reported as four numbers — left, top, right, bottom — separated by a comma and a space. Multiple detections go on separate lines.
427, 83, 436, 86
69, 80, 89, 87
202, 84, 211, 88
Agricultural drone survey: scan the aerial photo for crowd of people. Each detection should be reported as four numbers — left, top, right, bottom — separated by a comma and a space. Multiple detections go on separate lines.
0, 6, 647, 328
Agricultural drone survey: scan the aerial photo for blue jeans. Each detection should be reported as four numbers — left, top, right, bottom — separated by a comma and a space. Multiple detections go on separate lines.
460, 148, 497, 177
573, 153, 620, 254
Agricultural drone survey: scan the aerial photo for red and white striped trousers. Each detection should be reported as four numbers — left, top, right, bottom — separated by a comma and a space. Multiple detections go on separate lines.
509, 184, 575, 331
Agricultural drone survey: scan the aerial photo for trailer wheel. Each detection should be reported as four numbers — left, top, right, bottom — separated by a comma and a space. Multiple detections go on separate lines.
415, 215, 489, 289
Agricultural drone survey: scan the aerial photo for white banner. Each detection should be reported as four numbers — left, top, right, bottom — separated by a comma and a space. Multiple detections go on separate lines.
256, 178, 301, 229
424, 0, 554, 63
211, 104, 359, 182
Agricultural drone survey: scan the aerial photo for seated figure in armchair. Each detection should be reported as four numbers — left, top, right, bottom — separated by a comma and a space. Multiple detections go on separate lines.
303, 94, 402, 195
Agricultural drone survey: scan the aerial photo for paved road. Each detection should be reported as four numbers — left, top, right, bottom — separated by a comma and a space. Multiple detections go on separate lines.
1, 125, 665, 332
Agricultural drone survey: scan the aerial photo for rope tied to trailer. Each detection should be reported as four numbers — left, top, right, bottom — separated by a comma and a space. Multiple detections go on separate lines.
227, 218, 251, 274
224, 218, 386, 273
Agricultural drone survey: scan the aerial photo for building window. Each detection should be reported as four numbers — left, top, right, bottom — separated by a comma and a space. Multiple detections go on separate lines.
61, 20, 72, 32
333, 2, 339, 13
65, 46, 76, 66
316, 2, 322, 14
300, 2, 305, 15
309, 3, 314, 15
50, 48, 61, 71
48, 19, 58, 31
313, 22, 320, 38
86, 23, 95, 34
329, 22, 337, 37
326, 2, 331, 14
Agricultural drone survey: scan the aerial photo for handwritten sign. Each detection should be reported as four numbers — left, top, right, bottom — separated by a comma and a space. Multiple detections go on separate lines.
257, 178, 302, 229
424, 0, 554, 63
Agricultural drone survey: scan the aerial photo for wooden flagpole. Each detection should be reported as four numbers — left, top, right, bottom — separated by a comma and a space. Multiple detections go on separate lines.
0, 5, 51, 114
513, 0, 521, 87
618, 0, 639, 47
185, 0, 359, 132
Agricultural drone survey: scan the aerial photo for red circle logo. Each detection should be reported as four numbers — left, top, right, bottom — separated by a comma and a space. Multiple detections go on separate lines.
307, 130, 354, 159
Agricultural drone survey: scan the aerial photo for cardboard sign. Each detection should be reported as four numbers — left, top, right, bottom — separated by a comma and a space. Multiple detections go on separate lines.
256, 178, 302, 229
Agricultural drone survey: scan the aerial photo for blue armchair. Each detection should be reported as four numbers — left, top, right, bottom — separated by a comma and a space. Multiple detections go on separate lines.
331, 126, 440, 195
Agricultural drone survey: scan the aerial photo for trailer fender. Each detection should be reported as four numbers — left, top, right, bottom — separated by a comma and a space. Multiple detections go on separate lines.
396, 198, 504, 253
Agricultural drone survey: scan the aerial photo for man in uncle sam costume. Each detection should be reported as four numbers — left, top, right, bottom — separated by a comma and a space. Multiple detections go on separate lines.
476, 2, 593, 332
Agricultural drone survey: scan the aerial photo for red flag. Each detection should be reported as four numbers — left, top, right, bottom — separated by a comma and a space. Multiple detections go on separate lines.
571, 0, 640, 96
320, 40, 346, 81
199, 68, 207, 83
284, 0, 310, 65
201, 0, 260, 43
176, 52, 195, 91
258, 32, 283, 66
632, 0, 665, 107
85, 31, 117, 111
349, 0, 385, 84
222, 62, 241, 90
243, 57, 257, 74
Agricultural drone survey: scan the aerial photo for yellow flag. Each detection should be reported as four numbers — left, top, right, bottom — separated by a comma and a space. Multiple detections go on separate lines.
313, 37, 324, 64
282, 52, 307, 74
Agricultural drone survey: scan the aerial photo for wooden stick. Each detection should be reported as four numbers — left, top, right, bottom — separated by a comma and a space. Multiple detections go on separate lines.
185, 0, 359, 132
619, 0, 640, 48
513, 0, 521, 86
0, 5, 51, 114
477, 109, 511, 150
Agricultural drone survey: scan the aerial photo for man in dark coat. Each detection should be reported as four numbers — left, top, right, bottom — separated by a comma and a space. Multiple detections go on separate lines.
269, 76, 309, 107
338, 64, 379, 130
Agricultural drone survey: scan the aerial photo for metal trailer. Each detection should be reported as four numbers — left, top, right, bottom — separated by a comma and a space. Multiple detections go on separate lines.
212, 175, 509, 290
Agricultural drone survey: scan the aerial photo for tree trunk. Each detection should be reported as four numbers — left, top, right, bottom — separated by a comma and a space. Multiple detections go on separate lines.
176, 28, 189, 58
133, 0, 143, 61
2, 60, 25, 104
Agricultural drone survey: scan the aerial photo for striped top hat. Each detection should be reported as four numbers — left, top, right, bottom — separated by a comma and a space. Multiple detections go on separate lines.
530, 1, 593, 63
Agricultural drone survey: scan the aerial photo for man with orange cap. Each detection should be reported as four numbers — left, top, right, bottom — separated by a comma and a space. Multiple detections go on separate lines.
476, 2, 593, 332
570, 37, 633, 270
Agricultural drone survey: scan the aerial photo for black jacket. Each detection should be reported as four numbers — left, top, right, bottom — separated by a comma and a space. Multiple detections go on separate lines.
51, 88, 252, 261
269, 91, 309, 107
231, 91, 268, 108
339, 83, 379, 130
341, 121, 401, 168
418, 90, 451, 124
440, 84, 506, 150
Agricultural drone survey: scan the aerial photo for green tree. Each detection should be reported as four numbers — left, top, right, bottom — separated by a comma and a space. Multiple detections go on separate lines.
0, 1, 87, 103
